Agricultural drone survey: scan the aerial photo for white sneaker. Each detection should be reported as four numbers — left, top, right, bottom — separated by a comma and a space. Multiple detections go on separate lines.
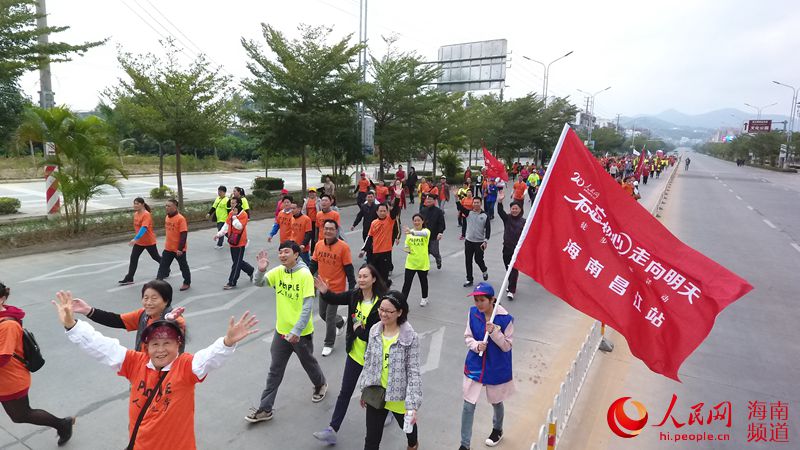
507, 292, 515, 300
419, 298, 428, 307
321, 346, 333, 357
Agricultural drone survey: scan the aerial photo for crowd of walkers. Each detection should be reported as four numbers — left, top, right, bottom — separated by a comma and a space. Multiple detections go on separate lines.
10, 155, 666, 448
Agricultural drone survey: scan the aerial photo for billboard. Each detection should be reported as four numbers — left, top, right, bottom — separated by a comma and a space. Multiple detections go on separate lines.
436, 39, 507, 92
746, 119, 772, 133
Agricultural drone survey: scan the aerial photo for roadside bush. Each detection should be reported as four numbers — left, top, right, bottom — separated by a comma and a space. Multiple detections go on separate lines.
0, 197, 21, 214
251, 189, 271, 200
150, 185, 175, 199
320, 174, 351, 186
252, 177, 284, 191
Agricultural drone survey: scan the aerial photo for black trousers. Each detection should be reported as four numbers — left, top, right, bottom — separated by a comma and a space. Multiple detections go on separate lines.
401, 268, 429, 300
371, 251, 393, 287
464, 240, 487, 282
156, 250, 191, 285
228, 246, 254, 286
329, 355, 363, 431
123, 244, 161, 282
364, 404, 418, 450
502, 245, 519, 293
2, 395, 66, 431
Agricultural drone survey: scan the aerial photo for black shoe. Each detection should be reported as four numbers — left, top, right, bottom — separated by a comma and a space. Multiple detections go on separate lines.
118, 279, 133, 285
57, 417, 75, 446
436, 260, 442, 270
485, 428, 503, 447
482, 272, 489, 281
463, 280, 473, 287
459, 446, 470, 450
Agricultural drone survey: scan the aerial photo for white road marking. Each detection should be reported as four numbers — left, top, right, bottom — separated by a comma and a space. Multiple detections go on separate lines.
763, 219, 777, 229
722, 184, 728, 187
106, 266, 211, 292
183, 286, 260, 318
791, 243, 800, 254
747, 206, 754, 210
420, 326, 445, 374
345, 229, 360, 236
736, 196, 742, 200
450, 250, 464, 258
22, 260, 128, 283
728, 189, 733, 193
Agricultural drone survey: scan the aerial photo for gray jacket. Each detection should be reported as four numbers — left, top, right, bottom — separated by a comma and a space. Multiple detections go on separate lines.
358, 321, 423, 411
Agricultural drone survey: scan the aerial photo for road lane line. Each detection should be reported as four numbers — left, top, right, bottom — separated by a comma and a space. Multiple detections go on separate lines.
728, 189, 733, 193
736, 195, 742, 200
747, 206, 754, 210
106, 266, 211, 292
22, 260, 128, 283
791, 243, 800, 254
763, 219, 777, 229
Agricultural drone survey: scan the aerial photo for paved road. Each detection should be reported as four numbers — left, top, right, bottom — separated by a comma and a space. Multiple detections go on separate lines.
0, 164, 674, 449
558, 151, 800, 450
0, 159, 457, 218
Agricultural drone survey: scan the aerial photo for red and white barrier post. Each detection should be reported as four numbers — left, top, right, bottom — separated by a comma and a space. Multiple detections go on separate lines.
44, 142, 60, 217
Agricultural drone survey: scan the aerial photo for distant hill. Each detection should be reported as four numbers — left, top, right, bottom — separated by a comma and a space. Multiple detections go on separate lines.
619, 108, 790, 130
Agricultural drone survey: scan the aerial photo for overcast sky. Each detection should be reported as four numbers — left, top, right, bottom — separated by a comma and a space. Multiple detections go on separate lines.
19, 0, 800, 122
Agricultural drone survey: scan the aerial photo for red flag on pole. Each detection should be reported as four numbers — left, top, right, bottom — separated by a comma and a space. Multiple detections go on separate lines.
512, 125, 752, 380
482, 146, 509, 182
634, 144, 646, 178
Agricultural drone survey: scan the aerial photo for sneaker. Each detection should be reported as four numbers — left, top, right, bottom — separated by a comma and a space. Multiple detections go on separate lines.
463, 280, 474, 287
117, 279, 133, 285
57, 417, 75, 446
436, 260, 442, 270
214, 245, 224, 250
506, 291, 515, 301
482, 272, 489, 281
312, 383, 328, 403
335, 317, 345, 336
245, 408, 273, 423
485, 428, 503, 447
419, 298, 428, 307
458, 446, 470, 450
223, 284, 235, 290
180, 284, 190, 291
313, 426, 337, 445
321, 346, 333, 357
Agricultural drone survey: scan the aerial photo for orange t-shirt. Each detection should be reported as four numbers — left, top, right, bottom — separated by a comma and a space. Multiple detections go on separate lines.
438, 183, 448, 200
134, 211, 157, 247
312, 239, 353, 293
305, 198, 317, 224
119, 351, 202, 450
0, 319, 30, 398
428, 186, 439, 198
375, 186, 389, 203
289, 214, 312, 249
164, 213, 188, 252
316, 210, 341, 240
275, 210, 293, 243
121, 308, 187, 352
512, 182, 527, 200
226, 210, 248, 248
622, 183, 635, 198
368, 216, 396, 253
358, 178, 371, 193
461, 197, 474, 213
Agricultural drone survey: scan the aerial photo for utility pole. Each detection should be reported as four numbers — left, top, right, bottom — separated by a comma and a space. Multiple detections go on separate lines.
615, 114, 620, 132
773, 81, 798, 168
36, 0, 55, 109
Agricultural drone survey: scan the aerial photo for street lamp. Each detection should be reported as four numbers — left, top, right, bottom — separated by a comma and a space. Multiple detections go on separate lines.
772, 80, 798, 167
522, 50, 573, 107
577, 86, 611, 149
744, 102, 778, 120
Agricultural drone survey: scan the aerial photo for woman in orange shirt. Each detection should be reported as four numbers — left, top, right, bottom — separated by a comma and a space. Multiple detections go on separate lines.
215, 197, 255, 290
69, 280, 187, 352
0, 282, 74, 446
119, 197, 162, 285
54, 290, 257, 450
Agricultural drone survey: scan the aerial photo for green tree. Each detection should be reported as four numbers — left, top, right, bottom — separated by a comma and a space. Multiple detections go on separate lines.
364, 38, 441, 178
109, 40, 235, 208
419, 92, 467, 176
241, 24, 363, 191
0, 78, 29, 150
589, 127, 625, 155
16, 106, 126, 231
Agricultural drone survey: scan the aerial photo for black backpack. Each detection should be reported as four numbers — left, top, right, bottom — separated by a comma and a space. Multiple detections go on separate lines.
0, 318, 45, 372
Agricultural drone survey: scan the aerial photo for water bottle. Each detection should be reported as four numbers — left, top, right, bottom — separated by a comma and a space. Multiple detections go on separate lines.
403, 412, 414, 433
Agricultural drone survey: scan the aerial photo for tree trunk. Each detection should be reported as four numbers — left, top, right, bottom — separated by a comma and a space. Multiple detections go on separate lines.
432, 141, 438, 177
176, 143, 184, 209
158, 144, 164, 188
264, 149, 269, 178
377, 144, 384, 180
301, 145, 308, 193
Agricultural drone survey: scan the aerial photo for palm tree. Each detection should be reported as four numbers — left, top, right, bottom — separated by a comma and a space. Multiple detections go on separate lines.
16, 106, 127, 231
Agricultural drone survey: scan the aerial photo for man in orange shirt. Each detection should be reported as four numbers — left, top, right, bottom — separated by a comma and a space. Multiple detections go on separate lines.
374, 180, 389, 203
289, 202, 314, 265
512, 176, 527, 203
358, 185, 402, 286
214, 196, 255, 289
354, 172, 372, 207
156, 198, 191, 291
316, 195, 341, 241
437, 176, 450, 210
311, 219, 356, 356
268, 196, 294, 244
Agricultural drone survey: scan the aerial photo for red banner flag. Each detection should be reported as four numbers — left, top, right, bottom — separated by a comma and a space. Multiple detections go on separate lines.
483, 146, 509, 182
513, 126, 752, 380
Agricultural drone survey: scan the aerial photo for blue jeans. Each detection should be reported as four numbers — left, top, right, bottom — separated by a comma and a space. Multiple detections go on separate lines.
329, 355, 363, 431
460, 400, 504, 448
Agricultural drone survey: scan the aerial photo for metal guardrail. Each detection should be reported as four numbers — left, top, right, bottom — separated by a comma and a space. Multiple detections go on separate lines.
530, 159, 681, 450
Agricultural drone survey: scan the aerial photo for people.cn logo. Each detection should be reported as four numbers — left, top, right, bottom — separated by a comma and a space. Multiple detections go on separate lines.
607, 397, 649, 438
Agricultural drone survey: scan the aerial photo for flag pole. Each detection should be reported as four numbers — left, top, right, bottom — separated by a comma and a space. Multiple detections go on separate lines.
480, 123, 572, 347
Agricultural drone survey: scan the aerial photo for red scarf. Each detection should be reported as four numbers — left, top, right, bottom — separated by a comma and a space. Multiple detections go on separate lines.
0, 305, 26, 324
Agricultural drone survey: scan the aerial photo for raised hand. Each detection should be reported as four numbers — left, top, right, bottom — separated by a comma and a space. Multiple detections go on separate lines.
498, 190, 505, 202
223, 311, 259, 347
403, 225, 411, 235
314, 276, 330, 294
256, 249, 269, 272
53, 291, 77, 329
70, 297, 92, 315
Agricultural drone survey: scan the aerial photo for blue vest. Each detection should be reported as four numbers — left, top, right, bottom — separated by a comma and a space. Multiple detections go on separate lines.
464, 306, 513, 385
